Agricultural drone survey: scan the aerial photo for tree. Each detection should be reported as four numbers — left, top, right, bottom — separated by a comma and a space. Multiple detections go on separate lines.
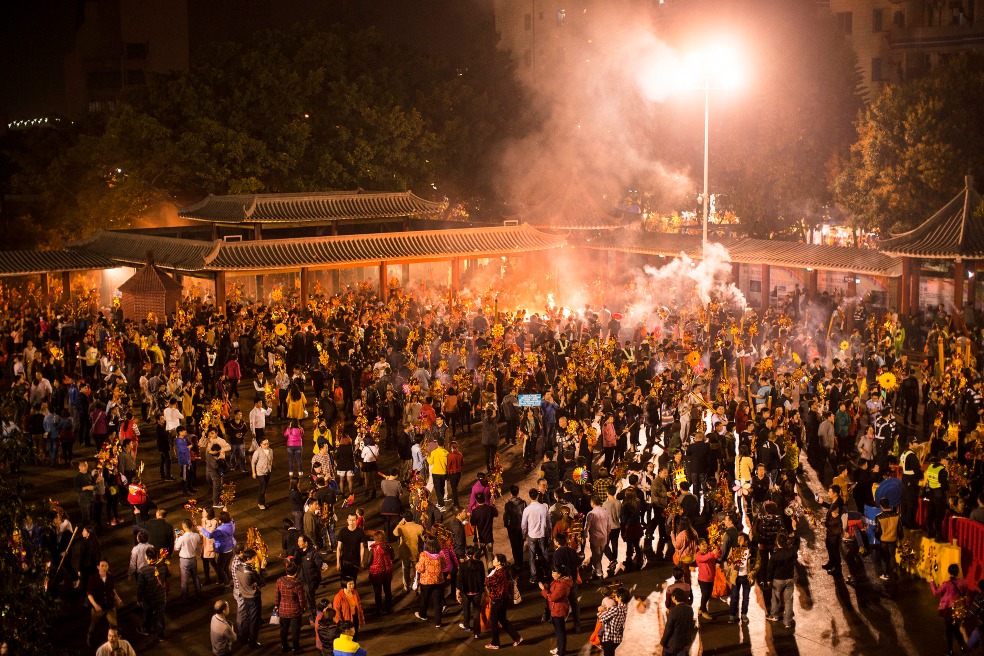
833, 53, 984, 234
24, 22, 522, 237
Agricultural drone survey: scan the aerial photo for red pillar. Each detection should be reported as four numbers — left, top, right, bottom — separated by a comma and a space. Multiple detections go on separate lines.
379, 262, 388, 301
899, 258, 911, 316
215, 271, 227, 314
451, 258, 461, 295
847, 275, 857, 300
807, 268, 819, 301
299, 267, 309, 309
61, 271, 71, 305
909, 258, 920, 315
731, 262, 740, 286
761, 264, 771, 311
954, 259, 966, 311
969, 260, 978, 309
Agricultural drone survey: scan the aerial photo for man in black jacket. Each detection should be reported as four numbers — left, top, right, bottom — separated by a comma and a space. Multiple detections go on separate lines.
294, 534, 325, 622
553, 534, 583, 633
766, 533, 797, 627
142, 509, 175, 555
135, 547, 169, 640
686, 432, 713, 503
503, 485, 527, 572
661, 588, 694, 656
456, 547, 486, 638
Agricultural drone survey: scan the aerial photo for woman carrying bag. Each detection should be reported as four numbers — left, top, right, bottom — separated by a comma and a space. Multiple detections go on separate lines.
540, 565, 573, 656
671, 517, 698, 584
483, 554, 523, 650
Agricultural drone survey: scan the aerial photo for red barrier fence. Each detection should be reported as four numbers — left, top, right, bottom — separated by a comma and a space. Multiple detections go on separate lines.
947, 517, 984, 592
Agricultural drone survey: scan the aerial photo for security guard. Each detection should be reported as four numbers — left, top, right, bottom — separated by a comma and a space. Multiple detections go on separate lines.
923, 454, 950, 541
899, 437, 922, 529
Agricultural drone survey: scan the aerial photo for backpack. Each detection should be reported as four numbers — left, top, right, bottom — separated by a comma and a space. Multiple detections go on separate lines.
504, 498, 527, 530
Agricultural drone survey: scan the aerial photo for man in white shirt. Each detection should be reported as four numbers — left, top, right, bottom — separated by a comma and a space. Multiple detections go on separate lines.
174, 519, 203, 600
163, 398, 184, 433
249, 399, 273, 446
95, 627, 136, 656
521, 488, 551, 583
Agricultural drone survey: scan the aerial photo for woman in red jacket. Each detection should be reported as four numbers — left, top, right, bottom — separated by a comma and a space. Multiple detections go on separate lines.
368, 530, 394, 616
484, 554, 523, 650
332, 577, 366, 639
695, 538, 721, 621
540, 565, 573, 655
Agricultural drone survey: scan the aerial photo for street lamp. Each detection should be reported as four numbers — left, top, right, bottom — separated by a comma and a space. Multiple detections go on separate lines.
684, 44, 744, 256
638, 42, 745, 256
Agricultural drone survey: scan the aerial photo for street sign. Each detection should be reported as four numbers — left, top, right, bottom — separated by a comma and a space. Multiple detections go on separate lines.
518, 394, 542, 408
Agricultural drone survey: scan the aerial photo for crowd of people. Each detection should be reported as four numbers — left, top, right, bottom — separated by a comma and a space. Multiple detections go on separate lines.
5, 276, 984, 656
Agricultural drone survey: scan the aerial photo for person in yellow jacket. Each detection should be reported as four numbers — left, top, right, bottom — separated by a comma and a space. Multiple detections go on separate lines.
924, 455, 949, 541
313, 420, 333, 455
286, 383, 307, 422
427, 438, 450, 509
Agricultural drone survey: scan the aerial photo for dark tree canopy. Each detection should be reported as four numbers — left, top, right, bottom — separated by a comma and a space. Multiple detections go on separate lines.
833, 52, 984, 235
2, 20, 522, 247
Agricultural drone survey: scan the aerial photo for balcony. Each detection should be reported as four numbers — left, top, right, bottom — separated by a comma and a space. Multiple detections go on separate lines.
889, 22, 984, 52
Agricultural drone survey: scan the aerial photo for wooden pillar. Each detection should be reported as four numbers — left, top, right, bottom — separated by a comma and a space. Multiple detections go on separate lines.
40, 273, 50, 306
847, 275, 857, 300
379, 262, 388, 301
402, 217, 410, 232
731, 262, 740, 286
299, 267, 310, 309
211, 222, 219, 241
331, 220, 339, 237
968, 260, 978, 310
61, 271, 71, 304
401, 263, 410, 286
215, 271, 227, 314
330, 269, 340, 293
954, 259, 966, 311
255, 274, 264, 303
899, 258, 911, 316
253, 223, 262, 240
761, 264, 770, 311
451, 258, 461, 295
909, 258, 920, 315
807, 268, 819, 301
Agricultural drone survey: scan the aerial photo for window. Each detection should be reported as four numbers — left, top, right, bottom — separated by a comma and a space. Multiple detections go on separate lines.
524, 13, 532, 30
125, 69, 146, 85
836, 11, 853, 35
871, 57, 884, 82
124, 42, 148, 60
872, 8, 884, 32
557, 9, 566, 25
86, 70, 122, 91
524, 49, 532, 68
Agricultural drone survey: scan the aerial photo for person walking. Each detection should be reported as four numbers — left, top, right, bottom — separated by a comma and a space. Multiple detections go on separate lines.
694, 538, 720, 621
457, 546, 486, 638
503, 485, 527, 574
584, 496, 610, 580
333, 577, 367, 638
295, 534, 325, 623
521, 489, 551, 584
174, 519, 203, 600
210, 600, 237, 656
414, 539, 447, 627
874, 497, 900, 580
931, 563, 968, 656
595, 588, 629, 656
661, 588, 695, 656
86, 561, 122, 647
726, 533, 755, 624
135, 546, 168, 640
251, 437, 273, 510
540, 565, 573, 655
275, 562, 306, 653
484, 554, 523, 650
766, 533, 797, 628
368, 531, 394, 616
284, 419, 304, 479
235, 549, 263, 648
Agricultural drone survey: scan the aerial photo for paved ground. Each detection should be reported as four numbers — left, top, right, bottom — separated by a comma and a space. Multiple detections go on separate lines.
24, 386, 949, 656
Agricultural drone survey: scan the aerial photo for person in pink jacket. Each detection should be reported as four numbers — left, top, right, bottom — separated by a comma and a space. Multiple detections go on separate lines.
930, 563, 967, 655
284, 419, 304, 478
695, 538, 721, 621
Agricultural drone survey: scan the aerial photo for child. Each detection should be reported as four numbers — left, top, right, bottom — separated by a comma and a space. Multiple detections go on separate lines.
355, 508, 366, 531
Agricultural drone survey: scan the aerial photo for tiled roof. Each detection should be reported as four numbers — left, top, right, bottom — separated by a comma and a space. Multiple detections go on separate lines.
118, 262, 185, 294
178, 191, 447, 224
511, 183, 622, 230
69, 232, 219, 271
0, 250, 117, 276
879, 178, 984, 258
587, 230, 903, 277
208, 224, 566, 271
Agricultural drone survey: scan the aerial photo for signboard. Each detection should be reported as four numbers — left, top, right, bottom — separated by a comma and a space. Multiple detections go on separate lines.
518, 394, 542, 408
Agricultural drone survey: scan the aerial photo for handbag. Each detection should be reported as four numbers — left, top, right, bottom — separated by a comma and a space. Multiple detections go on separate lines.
269, 605, 280, 625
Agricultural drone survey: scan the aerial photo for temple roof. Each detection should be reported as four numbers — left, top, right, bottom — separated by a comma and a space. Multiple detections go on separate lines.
589, 230, 903, 277
879, 176, 984, 259
118, 261, 184, 294
178, 190, 447, 225
0, 249, 116, 276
